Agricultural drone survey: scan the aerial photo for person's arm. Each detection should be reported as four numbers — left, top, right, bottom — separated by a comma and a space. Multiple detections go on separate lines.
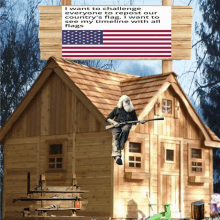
105, 107, 119, 125
107, 118, 118, 125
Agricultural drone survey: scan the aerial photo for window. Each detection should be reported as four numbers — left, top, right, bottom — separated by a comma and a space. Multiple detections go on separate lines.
129, 156, 141, 168
188, 144, 204, 176
46, 138, 67, 172
129, 142, 141, 153
164, 143, 175, 164
191, 148, 202, 173
191, 162, 202, 172
129, 143, 141, 168
162, 99, 172, 114
124, 141, 145, 171
166, 149, 174, 162
191, 148, 202, 159
48, 144, 63, 169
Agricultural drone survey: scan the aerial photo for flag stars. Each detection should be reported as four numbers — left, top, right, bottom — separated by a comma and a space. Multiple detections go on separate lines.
62, 30, 103, 45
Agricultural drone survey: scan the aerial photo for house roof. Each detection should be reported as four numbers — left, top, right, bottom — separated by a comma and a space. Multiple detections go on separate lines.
0, 56, 219, 146
53, 57, 173, 117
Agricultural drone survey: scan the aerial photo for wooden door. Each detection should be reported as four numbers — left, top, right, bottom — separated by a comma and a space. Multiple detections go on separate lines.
160, 174, 180, 215
159, 140, 181, 217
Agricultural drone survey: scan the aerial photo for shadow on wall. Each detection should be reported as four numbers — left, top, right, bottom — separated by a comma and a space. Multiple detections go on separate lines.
126, 199, 146, 219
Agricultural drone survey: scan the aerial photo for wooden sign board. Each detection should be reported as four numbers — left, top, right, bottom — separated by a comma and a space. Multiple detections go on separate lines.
39, 6, 192, 60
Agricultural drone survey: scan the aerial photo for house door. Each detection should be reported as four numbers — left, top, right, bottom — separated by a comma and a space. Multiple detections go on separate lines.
159, 141, 181, 217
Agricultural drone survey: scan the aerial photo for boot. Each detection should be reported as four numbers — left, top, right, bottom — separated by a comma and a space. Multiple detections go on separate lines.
116, 156, 123, 165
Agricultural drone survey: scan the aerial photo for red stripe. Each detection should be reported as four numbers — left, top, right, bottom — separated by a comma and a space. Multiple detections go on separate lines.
103, 30, 171, 32
103, 34, 172, 37
62, 51, 171, 53
103, 43, 171, 45
103, 38, 171, 41
62, 47, 172, 49
62, 55, 171, 57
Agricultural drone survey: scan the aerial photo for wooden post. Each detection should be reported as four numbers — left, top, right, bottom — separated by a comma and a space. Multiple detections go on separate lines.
72, 174, 78, 217
162, 0, 173, 73
41, 174, 46, 211
27, 172, 30, 196
191, 201, 205, 220
61, 0, 71, 5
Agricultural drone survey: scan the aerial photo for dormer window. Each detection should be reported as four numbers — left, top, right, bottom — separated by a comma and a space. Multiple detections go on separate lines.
162, 99, 172, 114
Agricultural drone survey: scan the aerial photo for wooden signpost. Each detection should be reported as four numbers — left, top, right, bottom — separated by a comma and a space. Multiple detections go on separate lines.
38, 0, 192, 71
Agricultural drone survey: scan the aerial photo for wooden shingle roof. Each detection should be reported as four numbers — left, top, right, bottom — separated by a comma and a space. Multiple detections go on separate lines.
53, 57, 174, 117
53, 57, 220, 144
53, 57, 140, 117
121, 73, 174, 115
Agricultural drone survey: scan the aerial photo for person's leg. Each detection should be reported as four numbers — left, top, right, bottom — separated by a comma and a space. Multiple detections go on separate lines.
111, 127, 122, 157
119, 124, 132, 150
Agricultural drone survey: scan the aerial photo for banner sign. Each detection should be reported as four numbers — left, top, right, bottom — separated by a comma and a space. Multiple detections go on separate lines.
62, 6, 171, 59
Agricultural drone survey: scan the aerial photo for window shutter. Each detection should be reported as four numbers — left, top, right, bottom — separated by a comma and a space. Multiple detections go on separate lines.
174, 98, 180, 119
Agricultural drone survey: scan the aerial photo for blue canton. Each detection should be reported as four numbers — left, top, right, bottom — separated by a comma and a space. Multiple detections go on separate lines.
62, 30, 103, 45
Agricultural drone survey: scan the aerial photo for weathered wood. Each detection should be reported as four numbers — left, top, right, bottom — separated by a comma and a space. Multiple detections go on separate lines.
162, 0, 172, 5
162, 60, 172, 73
61, 0, 71, 6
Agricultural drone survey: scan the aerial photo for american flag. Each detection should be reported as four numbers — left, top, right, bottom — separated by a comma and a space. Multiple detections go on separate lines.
62, 30, 171, 58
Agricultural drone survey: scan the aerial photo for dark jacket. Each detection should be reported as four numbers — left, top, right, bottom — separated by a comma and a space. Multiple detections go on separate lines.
105, 107, 138, 124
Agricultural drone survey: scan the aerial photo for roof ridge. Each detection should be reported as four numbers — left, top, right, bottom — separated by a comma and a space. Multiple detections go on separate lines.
120, 72, 174, 84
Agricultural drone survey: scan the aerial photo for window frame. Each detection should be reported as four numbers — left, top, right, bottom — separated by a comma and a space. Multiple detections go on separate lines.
188, 143, 204, 176
162, 98, 173, 115
45, 138, 67, 173
125, 138, 145, 172
160, 90, 175, 118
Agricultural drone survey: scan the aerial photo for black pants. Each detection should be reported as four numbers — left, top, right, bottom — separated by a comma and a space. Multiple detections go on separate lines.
111, 124, 132, 151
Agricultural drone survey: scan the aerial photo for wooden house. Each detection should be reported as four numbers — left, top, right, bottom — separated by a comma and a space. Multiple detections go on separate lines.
0, 56, 220, 220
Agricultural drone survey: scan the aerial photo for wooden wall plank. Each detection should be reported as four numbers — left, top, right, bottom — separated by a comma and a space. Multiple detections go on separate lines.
50, 73, 56, 135
36, 94, 41, 136
41, 80, 50, 136
55, 75, 61, 135
61, 79, 67, 134
72, 90, 76, 133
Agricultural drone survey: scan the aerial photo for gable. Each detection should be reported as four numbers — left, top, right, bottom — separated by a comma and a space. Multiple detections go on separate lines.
134, 86, 203, 140
5, 71, 106, 140
121, 73, 173, 116
133, 82, 220, 147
